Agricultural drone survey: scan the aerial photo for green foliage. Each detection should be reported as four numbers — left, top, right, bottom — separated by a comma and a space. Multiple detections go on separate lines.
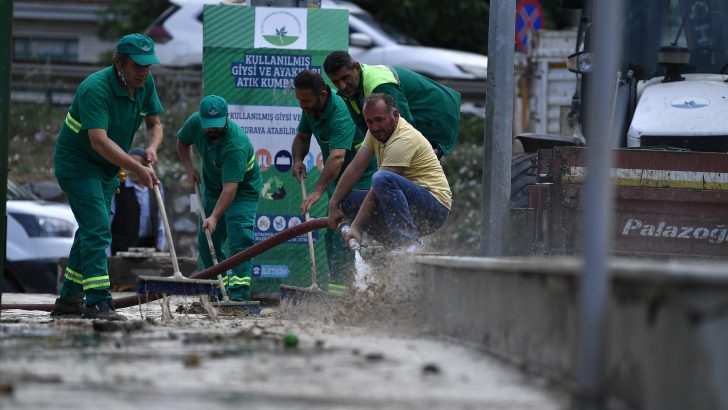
352, 0, 490, 54
8, 76, 200, 185
542, 0, 580, 30
97, 0, 172, 40
7, 104, 66, 181
428, 113, 485, 255
131, 75, 199, 184
349, 0, 574, 55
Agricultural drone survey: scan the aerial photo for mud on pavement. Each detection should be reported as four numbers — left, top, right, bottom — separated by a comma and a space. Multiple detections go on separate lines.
0, 256, 569, 410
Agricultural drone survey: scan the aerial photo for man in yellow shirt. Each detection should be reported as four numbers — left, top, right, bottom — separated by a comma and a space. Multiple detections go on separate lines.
328, 93, 451, 251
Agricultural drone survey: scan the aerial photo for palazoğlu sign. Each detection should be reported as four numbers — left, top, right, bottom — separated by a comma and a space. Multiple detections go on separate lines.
203, 5, 348, 293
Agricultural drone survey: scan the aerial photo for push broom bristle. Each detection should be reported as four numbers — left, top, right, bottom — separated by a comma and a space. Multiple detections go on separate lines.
136, 275, 219, 297
214, 301, 262, 315
279, 284, 333, 305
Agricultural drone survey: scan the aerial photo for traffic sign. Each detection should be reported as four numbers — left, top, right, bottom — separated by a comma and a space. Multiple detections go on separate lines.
515, 0, 544, 52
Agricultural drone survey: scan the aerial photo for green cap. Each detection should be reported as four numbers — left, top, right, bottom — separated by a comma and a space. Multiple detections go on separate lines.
116, 34, 160, 65
199, 95, 228, 129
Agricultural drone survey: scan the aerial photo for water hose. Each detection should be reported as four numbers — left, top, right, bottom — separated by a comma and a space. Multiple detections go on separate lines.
1, 217, 329, 312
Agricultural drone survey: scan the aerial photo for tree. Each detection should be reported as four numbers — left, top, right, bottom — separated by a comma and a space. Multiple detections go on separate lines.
350, 0, 576, 55
98, 0, 172, 41
353, 0, 490, 54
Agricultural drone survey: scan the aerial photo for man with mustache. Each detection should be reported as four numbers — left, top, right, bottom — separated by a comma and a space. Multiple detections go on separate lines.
51, 34, 163, 321
328, 94, 451, 252
291, 70, 377, 289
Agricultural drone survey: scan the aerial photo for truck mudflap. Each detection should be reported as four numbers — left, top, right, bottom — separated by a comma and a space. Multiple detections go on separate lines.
530, 146, 728, 259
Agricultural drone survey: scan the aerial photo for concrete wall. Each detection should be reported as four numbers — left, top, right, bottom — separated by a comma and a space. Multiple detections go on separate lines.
411, 256, 728, 410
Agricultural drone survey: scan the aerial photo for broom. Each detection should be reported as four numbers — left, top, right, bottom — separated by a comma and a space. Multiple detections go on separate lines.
194, 181, 261, 314
136, 165, 218, 296
279, 177, 327, 303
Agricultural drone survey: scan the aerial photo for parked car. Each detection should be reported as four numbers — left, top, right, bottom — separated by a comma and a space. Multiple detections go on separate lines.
4, 180, 77, 293
146, 0, 487, 80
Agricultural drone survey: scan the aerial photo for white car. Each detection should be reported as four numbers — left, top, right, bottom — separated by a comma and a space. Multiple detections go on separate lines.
146, 0, 487, 80
4, 181, 77, 293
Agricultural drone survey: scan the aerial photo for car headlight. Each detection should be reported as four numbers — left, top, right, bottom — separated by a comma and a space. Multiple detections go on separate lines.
456, 63, 488, 79
9, 212, 76, 238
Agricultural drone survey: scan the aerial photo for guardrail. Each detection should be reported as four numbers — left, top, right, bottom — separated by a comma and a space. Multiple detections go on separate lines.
11, 62, 203, 105
11, 61, 486, 105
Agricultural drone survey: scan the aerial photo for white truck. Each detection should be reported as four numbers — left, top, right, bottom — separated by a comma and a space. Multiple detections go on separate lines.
514, 0, 728, 260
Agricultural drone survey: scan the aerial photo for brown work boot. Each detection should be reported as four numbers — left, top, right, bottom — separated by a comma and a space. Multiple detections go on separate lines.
50, 297, 84, 318
81, 300, 127, 321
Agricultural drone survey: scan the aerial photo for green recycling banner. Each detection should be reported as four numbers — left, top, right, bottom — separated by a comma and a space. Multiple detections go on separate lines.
203, 5, 348, 294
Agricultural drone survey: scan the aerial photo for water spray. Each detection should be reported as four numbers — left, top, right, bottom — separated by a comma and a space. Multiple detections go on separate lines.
338, 221, 372, 292
337, 221, 361, 252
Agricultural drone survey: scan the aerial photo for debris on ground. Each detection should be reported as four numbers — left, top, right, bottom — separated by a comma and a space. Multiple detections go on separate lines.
0, 285, 567, 410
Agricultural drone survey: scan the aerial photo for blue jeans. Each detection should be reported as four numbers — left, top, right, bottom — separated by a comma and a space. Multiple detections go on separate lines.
341, 170, 449, 247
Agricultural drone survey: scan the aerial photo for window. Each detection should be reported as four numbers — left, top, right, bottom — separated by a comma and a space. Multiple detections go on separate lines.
13, 37, 79, 62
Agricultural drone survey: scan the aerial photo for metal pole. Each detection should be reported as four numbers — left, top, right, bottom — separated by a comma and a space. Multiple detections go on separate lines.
576, 1, 623, 409
480, 0, 515, 256
0, 0, 14, 308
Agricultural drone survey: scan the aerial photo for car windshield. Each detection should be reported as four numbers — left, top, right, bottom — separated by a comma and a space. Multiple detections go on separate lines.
351, 11, 420, 46
7, 180, 40, 200
622, 0, 728, 79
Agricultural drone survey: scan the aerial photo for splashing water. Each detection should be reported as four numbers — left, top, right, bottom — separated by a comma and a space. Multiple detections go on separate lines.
200, 295, 219, 321
353, 250, 373, 292
160, 295, 173, 322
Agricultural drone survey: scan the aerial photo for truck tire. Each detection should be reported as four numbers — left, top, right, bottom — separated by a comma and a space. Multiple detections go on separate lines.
511, 152, 538, 208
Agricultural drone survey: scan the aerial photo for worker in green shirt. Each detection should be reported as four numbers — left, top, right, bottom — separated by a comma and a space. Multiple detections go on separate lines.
177, 95, 262, 302
51, 34, 163, 321
292, 70, 377, 289
323, 51, 461, 159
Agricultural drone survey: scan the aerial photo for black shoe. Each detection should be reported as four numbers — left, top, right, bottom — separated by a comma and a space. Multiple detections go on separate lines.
50, 297, 83, 318
81, 300, 127, 321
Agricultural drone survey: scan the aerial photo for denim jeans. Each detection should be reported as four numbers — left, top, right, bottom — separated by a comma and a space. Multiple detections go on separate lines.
340, 170, 449, 247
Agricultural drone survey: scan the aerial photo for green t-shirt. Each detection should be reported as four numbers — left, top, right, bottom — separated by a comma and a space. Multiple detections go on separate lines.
297, 89, 376, 191
337, 64, 462, 156
54, 67, 164, 179
177, 113, 261, 201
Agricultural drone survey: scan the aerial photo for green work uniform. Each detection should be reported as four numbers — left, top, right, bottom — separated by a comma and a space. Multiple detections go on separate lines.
177, 114, 262, 301
337, 64, 462, 156
297, 87, 378, 288
54, 67, 163, 306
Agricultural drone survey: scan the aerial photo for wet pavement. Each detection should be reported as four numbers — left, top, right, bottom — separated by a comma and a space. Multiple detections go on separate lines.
0, 292, 569, 410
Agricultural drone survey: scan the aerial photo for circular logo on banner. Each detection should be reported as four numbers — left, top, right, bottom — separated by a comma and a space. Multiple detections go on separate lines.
274, 150, 293, 173
261, 11, 302, 47
256, 149, 272, 172
316, 153, 323, 171
288, 216, 302, 228
273, 215, 287, 232
257, 215, 271, 231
